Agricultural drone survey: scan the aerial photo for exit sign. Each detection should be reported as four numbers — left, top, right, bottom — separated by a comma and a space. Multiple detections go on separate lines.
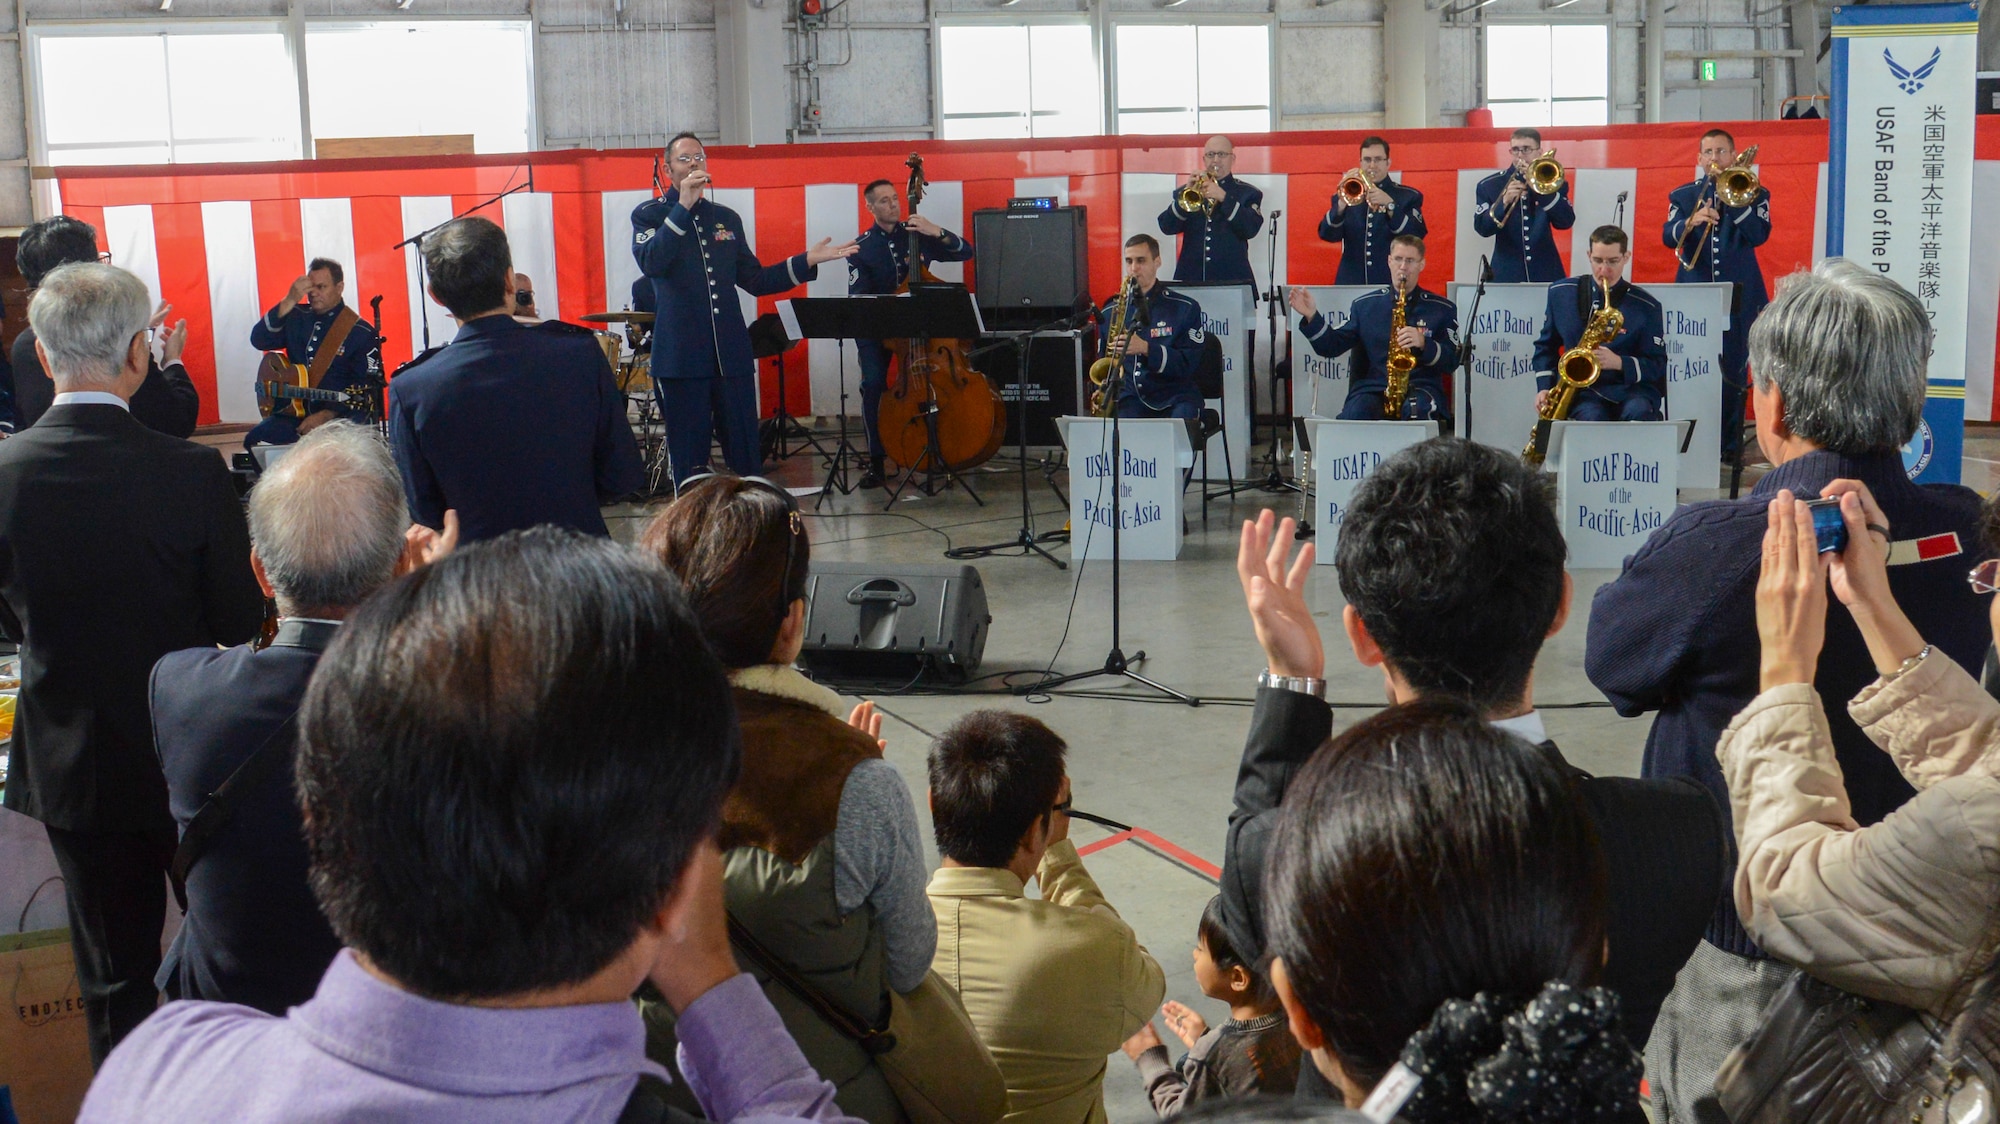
1699, 58, 1718, 81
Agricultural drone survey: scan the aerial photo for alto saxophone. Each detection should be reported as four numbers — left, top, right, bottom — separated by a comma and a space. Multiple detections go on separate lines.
1383, 284, 1416, 419
1523, 276, 1624, 466
1088, 277, 1139, 418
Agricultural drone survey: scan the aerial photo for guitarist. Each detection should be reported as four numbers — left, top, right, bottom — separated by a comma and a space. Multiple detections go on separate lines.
245, 259, 377, 451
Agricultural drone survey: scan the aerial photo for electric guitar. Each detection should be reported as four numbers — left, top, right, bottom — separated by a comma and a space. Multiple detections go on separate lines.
254, 352, 374, 419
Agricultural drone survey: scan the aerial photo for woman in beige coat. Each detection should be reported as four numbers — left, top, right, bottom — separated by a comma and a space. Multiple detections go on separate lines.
1721, 481, 2000, 1018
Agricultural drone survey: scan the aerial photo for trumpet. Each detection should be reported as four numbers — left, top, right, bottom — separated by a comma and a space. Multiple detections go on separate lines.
1178, 173, 1216, 217
1673, 144, 1761, 272
1491, 149, 1562, 226
1338, 170, 1385, 213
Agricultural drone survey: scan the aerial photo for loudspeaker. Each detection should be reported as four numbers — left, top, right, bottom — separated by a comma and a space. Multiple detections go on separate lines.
972, 206, 1089, 327
970, 330, 1084, 447
800, 562, 991, 681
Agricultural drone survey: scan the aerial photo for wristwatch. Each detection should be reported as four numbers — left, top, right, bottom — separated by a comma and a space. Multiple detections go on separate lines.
1258, 669, 1327, 700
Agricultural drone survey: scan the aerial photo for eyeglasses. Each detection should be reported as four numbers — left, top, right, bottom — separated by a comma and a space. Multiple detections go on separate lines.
1509, 145, 1538, 156
1052, 797, 1072, 814
1969, 558, 2000, 595
515, 290, 534, 306
1202, 151, 1232, 160
675, 472, 807, 619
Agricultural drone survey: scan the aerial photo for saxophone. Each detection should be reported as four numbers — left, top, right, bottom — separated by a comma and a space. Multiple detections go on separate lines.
1523, 276, 1623, 466
1087, 276, 1139, 418
1383, 284, 1416, 419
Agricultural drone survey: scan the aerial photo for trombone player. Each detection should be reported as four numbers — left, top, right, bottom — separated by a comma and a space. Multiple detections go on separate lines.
1318, 136, 1426, 285
1475, 127, 1575, 283
1531, 227, 1666, 422
1158, 136, 1264, 284
1287, 234, 1458, 421
1663, 127, 1770, 461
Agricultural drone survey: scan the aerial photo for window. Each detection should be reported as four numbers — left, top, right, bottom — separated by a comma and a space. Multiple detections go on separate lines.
35, 30, 301, 166
938, 23, 1099, 140
305, 22, 534, 154
1115, 23, 1270, 136
1484, 24, 1608, 128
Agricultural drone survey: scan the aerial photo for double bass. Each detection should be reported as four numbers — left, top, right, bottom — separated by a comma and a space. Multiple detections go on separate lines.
878, 154, 1006, 474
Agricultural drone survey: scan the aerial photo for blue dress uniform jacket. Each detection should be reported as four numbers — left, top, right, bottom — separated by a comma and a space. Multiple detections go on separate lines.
1664, 178, 1772, 455
1474, 169, 1576, 284
1096, 283, 1207, 418
1318, 178, 1426, 286
631, 190, 816, 383
248, 302, 376, 408
1297, 286, 1459, 418
1158, 176, 1265, 284
847, 223, 974, 295
1533, 278, 1668, 412
387, 315, 644, 543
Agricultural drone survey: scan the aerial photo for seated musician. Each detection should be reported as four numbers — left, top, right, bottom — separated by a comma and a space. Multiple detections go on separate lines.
246, 258, 378, 450
1532, 226, 1667, 422
1095, 235, 1206, 421
849, 177, 975, 489
1286, 233, 1457, 421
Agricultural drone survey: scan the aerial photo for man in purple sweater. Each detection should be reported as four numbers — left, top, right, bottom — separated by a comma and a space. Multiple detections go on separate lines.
81, 528, 864, 1124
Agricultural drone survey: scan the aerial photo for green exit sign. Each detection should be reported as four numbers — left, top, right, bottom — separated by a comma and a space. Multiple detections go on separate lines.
1699, 58, 1718, 81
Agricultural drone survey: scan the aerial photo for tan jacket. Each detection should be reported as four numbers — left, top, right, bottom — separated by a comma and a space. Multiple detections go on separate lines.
927, 839, 1166, 1124
1717, 652, 2000, 1017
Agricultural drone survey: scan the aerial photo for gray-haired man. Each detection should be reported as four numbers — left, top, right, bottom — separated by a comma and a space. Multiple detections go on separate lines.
0, 262, 265, 1063
151, 423, 454, 1016
1585, 259, 1990, 1122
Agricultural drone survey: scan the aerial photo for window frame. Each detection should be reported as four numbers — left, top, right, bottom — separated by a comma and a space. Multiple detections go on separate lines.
1105, 14, 1275, 138
301, 18, 539, 157
930, 15, 1102, 141
1478, 18, 1613, 130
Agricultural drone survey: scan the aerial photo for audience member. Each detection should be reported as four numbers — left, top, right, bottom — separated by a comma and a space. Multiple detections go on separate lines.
512, 272, 541, 322
11, 216, 199, 438
1265, 700, 1643, 1121
82, 528, 864, 1124
927, 709, 1166, 1124
1716, 484, 2000, 1022
639, 474, 938, 1123
1219, 441, 1725, 1066
244, 257, 377, 450
151, 423, 454, 1015
1584, 260, 1991, 1122
0, 262, 264, 1064
389, 217, 643, 543
1121, 895, 1301, 1117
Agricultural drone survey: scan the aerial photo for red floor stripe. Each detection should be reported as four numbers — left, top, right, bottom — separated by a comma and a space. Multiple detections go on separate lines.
1075, 826, 1222, 882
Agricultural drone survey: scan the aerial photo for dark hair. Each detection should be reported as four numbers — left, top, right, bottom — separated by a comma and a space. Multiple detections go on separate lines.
296, 528, 740, 999
1199, 894, 1274, 1006
1360, 136, 1391, 158
1701, 127, 1735, 149
1124, 233, 1161, 258
1983, 492, 2000, 554
638, 476, 808, 670
421, 217, 513, 320
307, 257, 344, 286
864, 179, 896, 199
1510, 128, 1543, 146
1390, 233, 1426, 258
1588, 225, 1630, 252
1264, 699, 1609, 1092
19, 216, 101, 288
1178, 1099, 1372, 1124
928, 710, 1067, 869
1334, 438, 1565, 713
668, 131, 703, 158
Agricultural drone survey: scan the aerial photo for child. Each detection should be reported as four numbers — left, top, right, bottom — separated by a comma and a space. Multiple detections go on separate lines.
1121, 895, 1302, 1117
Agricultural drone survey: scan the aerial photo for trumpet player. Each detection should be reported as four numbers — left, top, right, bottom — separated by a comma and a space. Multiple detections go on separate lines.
1094, 234, 1207, 420
1474, 128, 1575, 283
1532, 227, 1666, 422
1288, 234, 1457, 421
1663, 128, 1771, 460
1318, 136, 1426, 285
1158, 136, 1264, 284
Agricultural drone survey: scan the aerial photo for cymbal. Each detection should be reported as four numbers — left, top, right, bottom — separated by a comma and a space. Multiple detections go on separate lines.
580, 311, 656, 325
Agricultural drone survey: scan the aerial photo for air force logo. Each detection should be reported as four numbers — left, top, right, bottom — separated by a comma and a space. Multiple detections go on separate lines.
1885, 47, 1941, 95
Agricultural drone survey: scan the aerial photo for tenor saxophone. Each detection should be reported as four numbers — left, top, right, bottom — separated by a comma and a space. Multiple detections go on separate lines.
1523, 276, 1624, 466
1383, 284, 1416, 419
1088, 277, 1138, 418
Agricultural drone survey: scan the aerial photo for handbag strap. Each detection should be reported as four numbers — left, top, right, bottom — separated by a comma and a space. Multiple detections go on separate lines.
168, 711, 300, 913
725, 913, 896, 1055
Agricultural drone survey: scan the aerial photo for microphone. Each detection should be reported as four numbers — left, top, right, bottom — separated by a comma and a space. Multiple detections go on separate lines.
1616, 190, 1629, 203
1479, 254, 1493, 283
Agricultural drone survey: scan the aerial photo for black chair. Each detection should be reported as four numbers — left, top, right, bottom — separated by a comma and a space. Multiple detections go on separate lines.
1188, 333, 1232, 519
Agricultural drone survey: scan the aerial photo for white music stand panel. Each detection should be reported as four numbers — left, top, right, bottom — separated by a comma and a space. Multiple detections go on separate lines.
1058, 416, 1193, 562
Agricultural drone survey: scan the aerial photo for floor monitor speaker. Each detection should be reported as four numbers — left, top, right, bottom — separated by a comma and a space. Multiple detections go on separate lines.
800, 562, 991, 682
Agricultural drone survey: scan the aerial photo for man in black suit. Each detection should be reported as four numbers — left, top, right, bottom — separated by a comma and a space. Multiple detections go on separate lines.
10, 215, 200, 438
152, 422, 453, 1015
388, 217, 644, 543
1221, 439, 1727, 1070
0, 262, 264, 1063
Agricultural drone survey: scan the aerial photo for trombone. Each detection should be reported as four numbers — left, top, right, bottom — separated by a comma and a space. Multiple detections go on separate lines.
1491, 149, 1562, 227
1673, 144, 1761, 273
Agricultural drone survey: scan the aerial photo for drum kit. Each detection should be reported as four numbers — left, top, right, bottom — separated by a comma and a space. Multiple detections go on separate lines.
581, 310, 671, 493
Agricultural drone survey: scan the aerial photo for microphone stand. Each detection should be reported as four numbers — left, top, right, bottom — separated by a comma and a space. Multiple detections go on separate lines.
362, 293, 388, 439
1613, 190, 1629, 232
1209, 209, 1301, 501
1456, 255, 1493, 441
390, 163, 535, 350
